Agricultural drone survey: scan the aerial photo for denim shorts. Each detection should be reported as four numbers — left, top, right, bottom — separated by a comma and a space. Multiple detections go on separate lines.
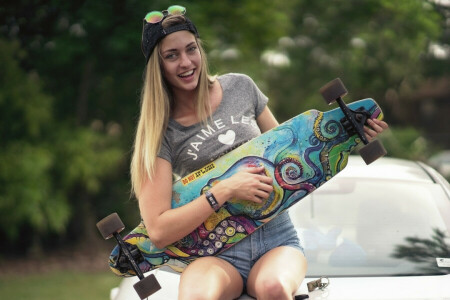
217, 212, 304, 285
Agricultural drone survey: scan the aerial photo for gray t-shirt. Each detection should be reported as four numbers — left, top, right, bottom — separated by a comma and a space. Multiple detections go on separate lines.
158, 73, 269, 178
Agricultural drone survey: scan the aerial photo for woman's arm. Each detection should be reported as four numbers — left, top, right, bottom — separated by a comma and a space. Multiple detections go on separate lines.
138, 157, 216, 249
256, 106, 279, 133
139, 157, 273, 249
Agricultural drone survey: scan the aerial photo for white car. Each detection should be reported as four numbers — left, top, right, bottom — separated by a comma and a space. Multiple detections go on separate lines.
110, 156, 450, 299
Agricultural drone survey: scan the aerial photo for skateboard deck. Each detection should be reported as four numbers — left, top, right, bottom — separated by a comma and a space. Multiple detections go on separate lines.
110, 98, 383, 277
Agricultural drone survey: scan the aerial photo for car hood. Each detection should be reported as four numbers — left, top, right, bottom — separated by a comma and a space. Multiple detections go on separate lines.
112, 271, 450, 300
298, 275, 450, 300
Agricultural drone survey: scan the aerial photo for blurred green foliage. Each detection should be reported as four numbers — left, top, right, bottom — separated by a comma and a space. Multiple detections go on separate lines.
0, 37, 123, 248
379, 127, 435, 160
0, 0, 448, 256
0, 270, 121, 300
264, 0, 443, 119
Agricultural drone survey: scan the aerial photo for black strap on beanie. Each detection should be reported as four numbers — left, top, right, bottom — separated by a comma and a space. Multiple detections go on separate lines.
141, 16, 199, 64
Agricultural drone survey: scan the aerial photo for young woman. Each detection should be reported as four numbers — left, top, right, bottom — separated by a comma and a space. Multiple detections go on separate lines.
131, 5, 388, 300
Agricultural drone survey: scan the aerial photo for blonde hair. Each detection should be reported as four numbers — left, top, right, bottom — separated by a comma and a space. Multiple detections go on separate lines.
130, 15, 214, 198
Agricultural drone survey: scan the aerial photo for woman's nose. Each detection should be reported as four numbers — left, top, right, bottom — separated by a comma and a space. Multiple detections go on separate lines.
179, 52, 191, 67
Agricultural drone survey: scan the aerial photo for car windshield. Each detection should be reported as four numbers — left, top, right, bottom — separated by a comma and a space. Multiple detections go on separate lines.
290, 177, 450, 277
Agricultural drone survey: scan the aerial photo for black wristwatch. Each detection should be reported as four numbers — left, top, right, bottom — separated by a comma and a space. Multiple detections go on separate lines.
205, 190, 220, 212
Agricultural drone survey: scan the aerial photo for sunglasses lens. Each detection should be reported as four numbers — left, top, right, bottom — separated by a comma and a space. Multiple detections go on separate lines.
167, 5, 186, 16
145, 11, 164, 23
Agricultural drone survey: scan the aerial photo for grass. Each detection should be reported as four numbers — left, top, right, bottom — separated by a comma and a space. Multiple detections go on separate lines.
0, 270, 122, 300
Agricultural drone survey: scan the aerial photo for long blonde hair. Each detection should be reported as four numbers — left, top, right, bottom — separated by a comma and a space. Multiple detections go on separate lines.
131, 15, 214, 197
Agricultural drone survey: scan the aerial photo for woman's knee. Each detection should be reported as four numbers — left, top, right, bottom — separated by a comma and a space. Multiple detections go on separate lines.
178, 286, 220, 300
254, 277, 291, 299
179, 276, 241, 300
178, 257, 243, 300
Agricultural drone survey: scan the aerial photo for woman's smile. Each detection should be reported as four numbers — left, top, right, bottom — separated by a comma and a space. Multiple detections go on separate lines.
179, 69, 195, 79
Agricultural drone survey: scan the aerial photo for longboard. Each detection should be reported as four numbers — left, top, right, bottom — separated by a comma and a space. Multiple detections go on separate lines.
108, 98, 384, 277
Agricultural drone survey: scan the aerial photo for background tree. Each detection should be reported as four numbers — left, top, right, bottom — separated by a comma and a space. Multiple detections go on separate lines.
0, 0, 448, 257
392, 228, 450, 275
261, 0, 449, 156
263, 0, 442, 116
0, 37, 123, 255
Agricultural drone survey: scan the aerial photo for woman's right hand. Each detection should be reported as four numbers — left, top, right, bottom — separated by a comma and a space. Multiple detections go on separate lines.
215, 166, 273, 204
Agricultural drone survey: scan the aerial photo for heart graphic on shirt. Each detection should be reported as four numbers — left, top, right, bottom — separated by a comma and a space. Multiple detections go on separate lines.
218, 130, 236, 145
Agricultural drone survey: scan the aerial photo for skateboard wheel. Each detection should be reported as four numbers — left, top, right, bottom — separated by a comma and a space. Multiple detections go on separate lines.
359, 139, 387, 165
133, 274, 161, 299
96, 212, 125, 239
320, 78, 348, 105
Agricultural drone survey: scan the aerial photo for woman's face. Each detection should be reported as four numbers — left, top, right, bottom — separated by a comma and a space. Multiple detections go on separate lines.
159, 30, 201, 95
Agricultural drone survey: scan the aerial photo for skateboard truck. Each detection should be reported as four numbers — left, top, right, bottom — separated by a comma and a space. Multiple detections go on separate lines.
97, 213, 161, 299
116, 243, 145, 274
320, 78, 387, 164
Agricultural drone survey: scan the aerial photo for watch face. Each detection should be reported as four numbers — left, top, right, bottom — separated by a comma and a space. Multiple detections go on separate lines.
205, 191, 220, 211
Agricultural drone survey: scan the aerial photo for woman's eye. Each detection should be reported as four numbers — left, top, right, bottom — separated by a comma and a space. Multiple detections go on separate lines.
165, 53, 177, 60
188, 46, 197, 52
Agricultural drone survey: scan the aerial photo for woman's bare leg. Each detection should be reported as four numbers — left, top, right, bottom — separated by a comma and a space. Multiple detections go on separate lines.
246, 246, 307, 300
178, 256, 244, 300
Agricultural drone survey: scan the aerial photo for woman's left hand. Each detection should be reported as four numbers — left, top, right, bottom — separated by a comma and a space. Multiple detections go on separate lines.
364, 118, 389, 141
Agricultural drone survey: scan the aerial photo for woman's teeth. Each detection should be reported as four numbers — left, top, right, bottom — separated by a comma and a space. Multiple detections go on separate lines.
179, 70, 194, 78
